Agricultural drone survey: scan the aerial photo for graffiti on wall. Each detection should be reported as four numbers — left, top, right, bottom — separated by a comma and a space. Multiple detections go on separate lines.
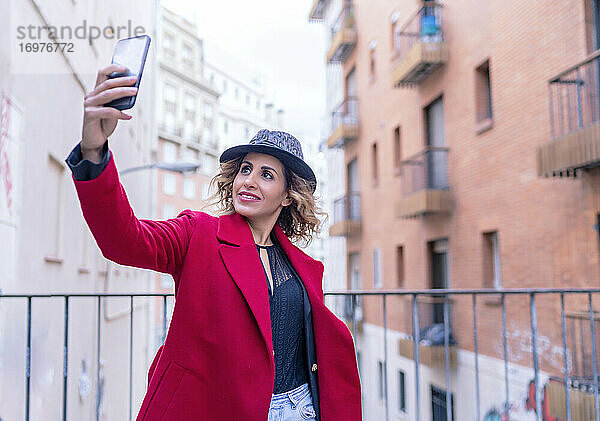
0, 92, 13, 216
494, 322, 572, 372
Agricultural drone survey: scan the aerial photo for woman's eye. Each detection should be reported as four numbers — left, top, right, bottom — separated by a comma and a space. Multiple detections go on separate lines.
241, 166, 250, 173
263, 171, 273, 179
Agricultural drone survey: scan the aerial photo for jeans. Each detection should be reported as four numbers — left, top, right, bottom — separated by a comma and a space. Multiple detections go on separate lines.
267, 382, 316, 420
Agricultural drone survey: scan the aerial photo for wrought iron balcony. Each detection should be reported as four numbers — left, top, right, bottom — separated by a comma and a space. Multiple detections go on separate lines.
329, 192, 360, 237
396, 146, 453, 218
391, 1, 448, 87
326, 4, 357, 64
327, 96, 359, 148
537, 50, 600, 177
308, 0, 327, 22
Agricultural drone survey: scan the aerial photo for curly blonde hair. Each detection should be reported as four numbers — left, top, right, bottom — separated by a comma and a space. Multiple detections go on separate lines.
201, 154, 328, 247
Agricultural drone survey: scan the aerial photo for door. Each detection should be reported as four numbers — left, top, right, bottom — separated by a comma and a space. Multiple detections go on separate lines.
424, 96, 447, 189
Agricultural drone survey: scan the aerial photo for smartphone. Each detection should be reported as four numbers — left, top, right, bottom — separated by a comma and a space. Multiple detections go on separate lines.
103, 35, 151, 110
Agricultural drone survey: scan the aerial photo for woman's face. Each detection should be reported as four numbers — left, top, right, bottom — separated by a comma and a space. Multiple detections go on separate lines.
232, 152, 292, 221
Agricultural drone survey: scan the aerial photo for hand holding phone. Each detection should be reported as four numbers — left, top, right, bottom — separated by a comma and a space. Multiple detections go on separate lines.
104, 35, 151, 110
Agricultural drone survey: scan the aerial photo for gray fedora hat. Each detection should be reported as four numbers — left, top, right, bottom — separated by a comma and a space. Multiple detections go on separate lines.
219, 129, 317, 193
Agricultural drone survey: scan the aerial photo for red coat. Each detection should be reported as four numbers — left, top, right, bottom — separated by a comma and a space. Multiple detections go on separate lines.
71, 152, 362, 420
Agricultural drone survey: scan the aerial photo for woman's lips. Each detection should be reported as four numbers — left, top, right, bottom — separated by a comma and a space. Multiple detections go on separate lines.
238, 192, 260, 202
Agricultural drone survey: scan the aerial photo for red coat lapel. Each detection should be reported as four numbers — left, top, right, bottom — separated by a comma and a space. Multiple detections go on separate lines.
216, 212, 324, 360
217, 212, 274, 358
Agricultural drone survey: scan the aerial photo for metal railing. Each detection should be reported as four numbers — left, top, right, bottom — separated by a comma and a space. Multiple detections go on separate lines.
331, 288, 600, 421
549, 50, 600, 140
2, 288, 599, 421
401, 146, 449, 196
330, 4, 356, 44
332, 192, 361, 223
330, 96, 358, 134
393, 1, 444, 64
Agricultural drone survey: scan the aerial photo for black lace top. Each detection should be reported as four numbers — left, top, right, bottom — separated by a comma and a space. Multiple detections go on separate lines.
256, 234, 309, 394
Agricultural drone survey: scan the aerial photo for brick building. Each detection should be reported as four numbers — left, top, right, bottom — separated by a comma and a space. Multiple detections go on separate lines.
310, 0, 600, 419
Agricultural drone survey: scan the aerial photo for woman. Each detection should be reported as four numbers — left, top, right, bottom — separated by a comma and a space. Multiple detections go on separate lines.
66, 64, 362, 420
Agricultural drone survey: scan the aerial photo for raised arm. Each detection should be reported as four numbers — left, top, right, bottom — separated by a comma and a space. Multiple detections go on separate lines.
69, 147, 196, 275
66, 64, 195, 276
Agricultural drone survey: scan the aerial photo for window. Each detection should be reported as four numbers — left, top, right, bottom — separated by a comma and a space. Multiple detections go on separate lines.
377, 360, 386, 400
398, 370, 406, 412
203, 102, 213, 119
373, 247, 382, 288
372, 142, 378, 185
475, 59, 493, 126
246, 93, 250, 105
245, 126, 249, 138
483, 231, 502, 289
431, 385, 455, 421
429, 239, 449, 324
183, 178, 195, 199
256, 99, 260, 110
162, 203, 175, 219
162, 142, 177, 163
222, 80, 228, 93
585, 0, 600, 53
369, 40, 377, 82
184, 93, 195, 111
209, 73, 215, 84
183, 43, 192, 59
201, 183, 210, 199
160, 273, 172, 289
390, 11, 401, 53
162, 173, 176, 195
163, 33, 174, 56
223, 120, 228, 134
393, 126, 402, 173
396, 245, 404, 287
45, 156, 64, 259
235, 86, 239, 99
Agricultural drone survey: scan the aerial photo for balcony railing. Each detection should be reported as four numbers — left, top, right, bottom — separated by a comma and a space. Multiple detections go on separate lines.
326, 4, 357, 64
327, 96, 359, 148
397, 146, 452, 218
329, 192, 360, 237
391, 1, 448, 87
2, 288, 600, 421
158, 123, 182, 138
537, 50, 600, 177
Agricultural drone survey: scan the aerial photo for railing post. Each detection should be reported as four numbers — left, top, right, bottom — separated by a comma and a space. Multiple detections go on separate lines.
62, 296, 69, 421
530, 293, 542, 421
444, 294, 452, 421
25, 296, 31, 421
589, 293, 600, 421
472, 294, 481, 421
383, 294, 389, 421
560, 293, 572, 421
96, 295, 101, 421
129, 295, 134, 421
412, 294, 421, 420
501, 293, 509, 418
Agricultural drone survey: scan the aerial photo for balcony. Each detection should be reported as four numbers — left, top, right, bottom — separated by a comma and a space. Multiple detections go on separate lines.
327, 96, 359, 148
158, 123, 182, 139
308, 0, 327, 21
537, 51, 600, 177
391, 1, 448, 87
326, 4, 357, 64
329, 192, 360, 237
397, 300, 457, 368
396, 146, 453, 218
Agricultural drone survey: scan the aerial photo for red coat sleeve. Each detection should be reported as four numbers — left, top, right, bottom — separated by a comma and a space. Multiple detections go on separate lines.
70, 149, 196, 276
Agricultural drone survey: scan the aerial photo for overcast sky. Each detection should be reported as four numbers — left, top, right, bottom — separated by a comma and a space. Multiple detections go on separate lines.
161, 0, 327, 141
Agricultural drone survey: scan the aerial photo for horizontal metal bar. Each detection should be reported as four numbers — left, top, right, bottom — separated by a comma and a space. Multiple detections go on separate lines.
3, 288, 600, 299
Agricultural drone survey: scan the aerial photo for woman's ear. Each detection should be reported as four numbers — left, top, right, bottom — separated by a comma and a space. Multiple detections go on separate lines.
282, 194, 292, 207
